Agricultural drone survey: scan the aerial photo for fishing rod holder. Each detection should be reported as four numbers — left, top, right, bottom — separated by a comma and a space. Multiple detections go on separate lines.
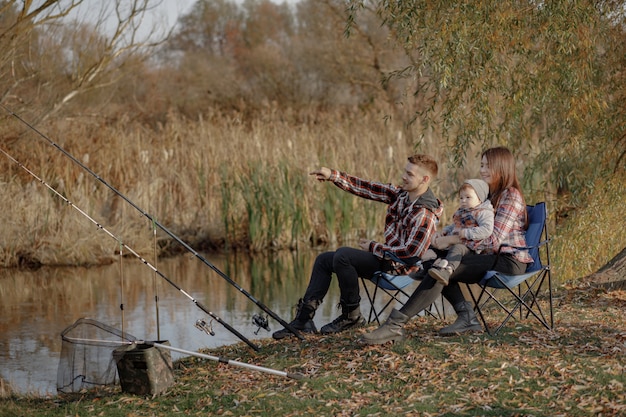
252, 313, 270, 334
195, 318, 215, 336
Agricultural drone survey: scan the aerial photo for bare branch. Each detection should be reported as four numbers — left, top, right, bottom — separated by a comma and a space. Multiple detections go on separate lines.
0, 0, 172, 122
0, 0, 84, 41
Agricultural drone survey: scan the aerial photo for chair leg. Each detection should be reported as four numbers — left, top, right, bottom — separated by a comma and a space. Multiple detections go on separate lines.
360, 277, 381, 325
362, 273, 445, 326
490, 273, 553, 334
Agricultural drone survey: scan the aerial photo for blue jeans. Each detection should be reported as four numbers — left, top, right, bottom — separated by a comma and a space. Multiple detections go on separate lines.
302, 247, 390, 306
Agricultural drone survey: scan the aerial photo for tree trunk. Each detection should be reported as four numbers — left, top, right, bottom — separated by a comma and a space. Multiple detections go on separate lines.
585, 247, 626, 290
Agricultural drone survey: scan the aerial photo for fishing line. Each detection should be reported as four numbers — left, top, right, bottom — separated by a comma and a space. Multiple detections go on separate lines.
1, 104, 303, 341
0, 146, 260, 351
119, 241, 125, 337
152, 218, 161, 340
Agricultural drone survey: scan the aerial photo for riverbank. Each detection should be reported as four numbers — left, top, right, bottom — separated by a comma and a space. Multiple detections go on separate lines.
2, 283, 624, 416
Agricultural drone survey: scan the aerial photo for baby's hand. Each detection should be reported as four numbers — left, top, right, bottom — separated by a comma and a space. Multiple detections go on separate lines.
431, 235, 445, 249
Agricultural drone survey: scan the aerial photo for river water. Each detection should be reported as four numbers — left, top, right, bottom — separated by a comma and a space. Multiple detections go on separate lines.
0, 250, 414, 397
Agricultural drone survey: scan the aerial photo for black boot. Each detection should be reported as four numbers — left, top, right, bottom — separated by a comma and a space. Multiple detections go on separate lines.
319, 301, 365, 334
272, 298, 320, 340
438, 301, 483, 336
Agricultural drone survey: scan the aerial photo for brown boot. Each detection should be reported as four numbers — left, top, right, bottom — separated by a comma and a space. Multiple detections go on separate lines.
359, 309, 409, 345
438, 301, 482, 336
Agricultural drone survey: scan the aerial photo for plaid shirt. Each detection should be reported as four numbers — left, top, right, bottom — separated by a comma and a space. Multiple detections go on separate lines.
483, 187, 533, 263
329, 170, 443, 263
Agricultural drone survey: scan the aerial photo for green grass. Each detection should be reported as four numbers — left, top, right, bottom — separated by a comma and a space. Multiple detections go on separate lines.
2, 285, 624, 416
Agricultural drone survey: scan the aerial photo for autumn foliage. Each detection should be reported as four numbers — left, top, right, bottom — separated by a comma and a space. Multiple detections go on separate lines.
0, 0, 624, 282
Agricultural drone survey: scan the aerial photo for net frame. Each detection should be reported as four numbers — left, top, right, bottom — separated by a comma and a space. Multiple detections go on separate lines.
57, 318, 137, 393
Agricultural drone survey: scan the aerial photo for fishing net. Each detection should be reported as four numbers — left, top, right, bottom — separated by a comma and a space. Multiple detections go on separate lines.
57, 318, 137, 393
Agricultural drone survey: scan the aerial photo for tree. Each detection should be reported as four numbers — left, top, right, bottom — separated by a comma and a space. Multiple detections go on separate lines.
295, 0, 414, 113
585, 248, 626, 290
160, 0, 419, 117
346, 0, 626, 284
346, 1, 625, 197
164, 0, 299, 116
0, 0, 169, 123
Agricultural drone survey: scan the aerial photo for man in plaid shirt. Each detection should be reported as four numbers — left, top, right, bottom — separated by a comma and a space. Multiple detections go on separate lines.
273, 154, 443, 339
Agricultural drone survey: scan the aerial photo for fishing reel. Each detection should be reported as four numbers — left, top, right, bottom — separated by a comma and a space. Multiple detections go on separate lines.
195, 318, 215, 336
252, 313, 270, 335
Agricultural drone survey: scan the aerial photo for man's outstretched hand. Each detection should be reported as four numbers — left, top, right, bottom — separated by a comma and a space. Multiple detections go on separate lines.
310, 167, 331, 181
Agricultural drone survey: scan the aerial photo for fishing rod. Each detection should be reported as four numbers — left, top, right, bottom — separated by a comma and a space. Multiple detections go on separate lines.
0, 146, 261, 352
1, 104, 303, 341
150, 342, 306, 380
62, 336, 306, 380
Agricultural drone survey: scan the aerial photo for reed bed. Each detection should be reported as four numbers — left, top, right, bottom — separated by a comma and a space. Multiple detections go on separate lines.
0, 111, 622, 284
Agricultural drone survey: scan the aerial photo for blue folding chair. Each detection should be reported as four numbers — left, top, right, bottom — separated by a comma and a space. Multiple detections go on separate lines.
467, 202, 553, 335
361, 253, 446, 325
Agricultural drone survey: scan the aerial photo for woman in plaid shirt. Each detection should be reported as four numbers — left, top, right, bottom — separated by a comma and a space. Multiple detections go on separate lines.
360, 147, 533, 344
272, 154, 443, 340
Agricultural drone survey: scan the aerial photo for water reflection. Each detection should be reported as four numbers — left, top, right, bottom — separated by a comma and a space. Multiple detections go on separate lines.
0, 250, 415, 397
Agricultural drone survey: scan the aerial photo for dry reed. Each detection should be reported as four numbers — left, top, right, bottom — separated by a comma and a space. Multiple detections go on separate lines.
0, 111, 622, 284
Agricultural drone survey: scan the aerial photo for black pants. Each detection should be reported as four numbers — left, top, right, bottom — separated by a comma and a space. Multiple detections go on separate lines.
401, 253, 527, 317
302, 247, 390, 306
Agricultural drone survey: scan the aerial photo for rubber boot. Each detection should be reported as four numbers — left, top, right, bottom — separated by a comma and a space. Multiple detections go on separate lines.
438, 301, 483, 336
319, 301, 365, 334
359, 309, 409, 345
272, 298, 320, 340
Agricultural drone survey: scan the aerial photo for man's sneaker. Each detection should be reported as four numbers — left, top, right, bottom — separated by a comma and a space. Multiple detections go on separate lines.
319, 311, 365, 334
272, 319, 317, 340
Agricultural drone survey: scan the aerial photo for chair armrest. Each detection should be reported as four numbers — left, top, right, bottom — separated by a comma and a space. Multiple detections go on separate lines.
382, 251, 420, 266
496, 238, 550, 253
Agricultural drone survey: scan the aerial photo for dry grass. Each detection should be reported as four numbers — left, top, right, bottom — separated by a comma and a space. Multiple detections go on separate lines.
550, 175, 626, 284
0, 111, 623, 284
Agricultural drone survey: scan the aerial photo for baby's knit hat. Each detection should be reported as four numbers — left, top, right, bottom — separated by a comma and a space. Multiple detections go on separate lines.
464, 179, 489, 203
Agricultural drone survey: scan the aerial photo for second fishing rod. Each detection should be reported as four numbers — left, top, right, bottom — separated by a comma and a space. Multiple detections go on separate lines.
1, 104, 303, 341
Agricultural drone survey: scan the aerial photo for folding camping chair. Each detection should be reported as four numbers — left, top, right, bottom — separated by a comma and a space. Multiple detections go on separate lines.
360, 252, 447, 325
466, 202, 553, 335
